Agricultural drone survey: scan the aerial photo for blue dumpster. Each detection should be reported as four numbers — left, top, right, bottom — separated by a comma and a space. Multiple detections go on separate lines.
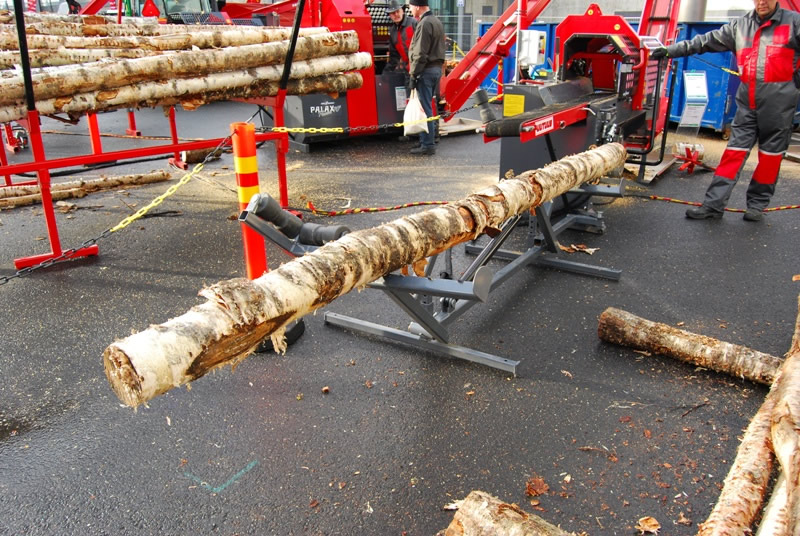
668, 22, 739, 136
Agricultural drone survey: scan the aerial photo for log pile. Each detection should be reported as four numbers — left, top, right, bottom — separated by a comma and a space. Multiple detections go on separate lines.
0, 12, 370, 122
441, 304, 800, 535
600, 304, 800, 535
102, 143, 628, 408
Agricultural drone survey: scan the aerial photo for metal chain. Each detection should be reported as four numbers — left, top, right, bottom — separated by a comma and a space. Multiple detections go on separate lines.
257, 96, 500, 135
1, 108, 262, 287
0, 230, 112, 286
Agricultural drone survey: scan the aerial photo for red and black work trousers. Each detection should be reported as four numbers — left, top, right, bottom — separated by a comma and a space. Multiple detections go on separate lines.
702, 90, 796, 212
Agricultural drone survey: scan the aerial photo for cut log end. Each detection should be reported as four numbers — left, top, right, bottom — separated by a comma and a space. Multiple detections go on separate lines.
103, 345, 146, 408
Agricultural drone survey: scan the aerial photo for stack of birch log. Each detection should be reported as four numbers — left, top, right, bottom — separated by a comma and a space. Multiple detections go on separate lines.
0, 12, 371, 123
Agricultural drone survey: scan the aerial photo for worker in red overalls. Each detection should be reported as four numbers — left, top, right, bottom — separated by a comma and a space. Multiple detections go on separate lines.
385, 0, 417, 83
652, 0, 800, 221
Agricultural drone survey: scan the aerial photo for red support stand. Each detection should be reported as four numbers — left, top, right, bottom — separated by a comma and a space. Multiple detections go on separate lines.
231, 122, 267, 280
13, 110, 99, 269
126, 109, 142, 136
87, 112, 103, 154
0, 136, 12, 186
273, 89, 290, 209
4, 123, 22, 153
167, 107, 188, 170
2, 104, 287, 276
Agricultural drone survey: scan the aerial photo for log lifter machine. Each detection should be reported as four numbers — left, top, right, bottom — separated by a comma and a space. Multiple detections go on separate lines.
242, 0, 682, 372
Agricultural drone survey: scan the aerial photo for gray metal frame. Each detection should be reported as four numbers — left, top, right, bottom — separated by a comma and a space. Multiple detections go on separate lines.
324, 187, 623, 374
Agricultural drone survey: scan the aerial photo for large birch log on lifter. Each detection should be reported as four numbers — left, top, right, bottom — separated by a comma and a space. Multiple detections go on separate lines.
0, 55, 369, 123
0, 27, 330, 51
102, 143, 627, 408
598, 307, 782, 385
439, 491, 576, 536
0, 32, 360, 105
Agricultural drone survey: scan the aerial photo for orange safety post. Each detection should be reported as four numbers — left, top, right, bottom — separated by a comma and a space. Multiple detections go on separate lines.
231, 122, 267, 280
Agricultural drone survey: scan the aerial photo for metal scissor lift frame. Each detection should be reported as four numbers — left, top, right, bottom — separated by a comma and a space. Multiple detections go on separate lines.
323, 182, 624, 374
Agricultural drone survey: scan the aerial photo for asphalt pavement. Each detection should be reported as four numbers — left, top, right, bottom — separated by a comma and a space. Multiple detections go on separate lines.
1, 101, 799, 535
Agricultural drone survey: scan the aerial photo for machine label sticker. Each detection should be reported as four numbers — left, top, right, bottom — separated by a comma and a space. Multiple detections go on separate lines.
309, 101, 342, 117
395, 87, 408, 111
533, 116, 554, 136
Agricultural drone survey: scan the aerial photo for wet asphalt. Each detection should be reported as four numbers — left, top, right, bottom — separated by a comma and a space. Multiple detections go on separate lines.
1, 101, 799, 535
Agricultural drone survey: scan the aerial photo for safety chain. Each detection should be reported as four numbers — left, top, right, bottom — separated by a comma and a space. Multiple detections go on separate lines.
256, 96, 501, 135
0, 230, 113, 286
641, 194, 800, 213
0, 109, 261, 286
306, 199, 449, 217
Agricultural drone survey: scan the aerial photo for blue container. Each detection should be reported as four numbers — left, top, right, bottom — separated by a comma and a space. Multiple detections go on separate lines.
668, 22, 739, 135
477, 21, 558, 94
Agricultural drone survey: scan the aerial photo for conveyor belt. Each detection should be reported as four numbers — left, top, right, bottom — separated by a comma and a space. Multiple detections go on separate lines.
485, 93, 611, 138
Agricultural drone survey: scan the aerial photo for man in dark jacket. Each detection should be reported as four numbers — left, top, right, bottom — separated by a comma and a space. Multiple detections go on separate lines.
385, 0, 416, 76
408, 0, 445, 155
652, 0, 800, 221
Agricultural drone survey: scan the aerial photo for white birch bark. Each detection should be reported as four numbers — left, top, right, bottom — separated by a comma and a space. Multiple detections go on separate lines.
598, 307, 782, 385
768, 295, 800, 535
0, 54, 370, 122
441, 490, 576, 535
0, 48, 157, 69
0, 31, 360, 104
0, 26, 332, 51
2, 21, 328, 38
102, 143, 627, 407
0, 170, 170, 201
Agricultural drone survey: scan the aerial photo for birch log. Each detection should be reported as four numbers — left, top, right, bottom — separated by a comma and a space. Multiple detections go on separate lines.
598, 307, 782, 385
0, 32, 360, 104
0, 55, 370, 123
440, 491, 576, 536
103, 143, 626, 407
696, 385, 776, 535
5, 21, 328, 39
0, 48, 157, 69
0, 27, 332, 51
698, 298, 800, 535
767, 295, 800, 535
168, 72, 363, 112
0, 170, 170, 204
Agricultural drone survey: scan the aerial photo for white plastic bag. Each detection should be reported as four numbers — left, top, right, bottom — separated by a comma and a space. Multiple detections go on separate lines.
403, 89, 429, 136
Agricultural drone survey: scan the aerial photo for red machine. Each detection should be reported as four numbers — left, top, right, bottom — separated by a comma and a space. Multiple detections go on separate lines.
208, 0, 681, 159
482, 0, 682, 183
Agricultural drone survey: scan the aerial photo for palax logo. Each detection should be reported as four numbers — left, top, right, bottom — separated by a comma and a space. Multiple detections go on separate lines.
310, 101, 342, 117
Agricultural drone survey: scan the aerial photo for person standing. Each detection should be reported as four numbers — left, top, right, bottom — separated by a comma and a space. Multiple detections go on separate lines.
385, 0, 417, 79
407, 0, 445, 156
652, 0, 800, 221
